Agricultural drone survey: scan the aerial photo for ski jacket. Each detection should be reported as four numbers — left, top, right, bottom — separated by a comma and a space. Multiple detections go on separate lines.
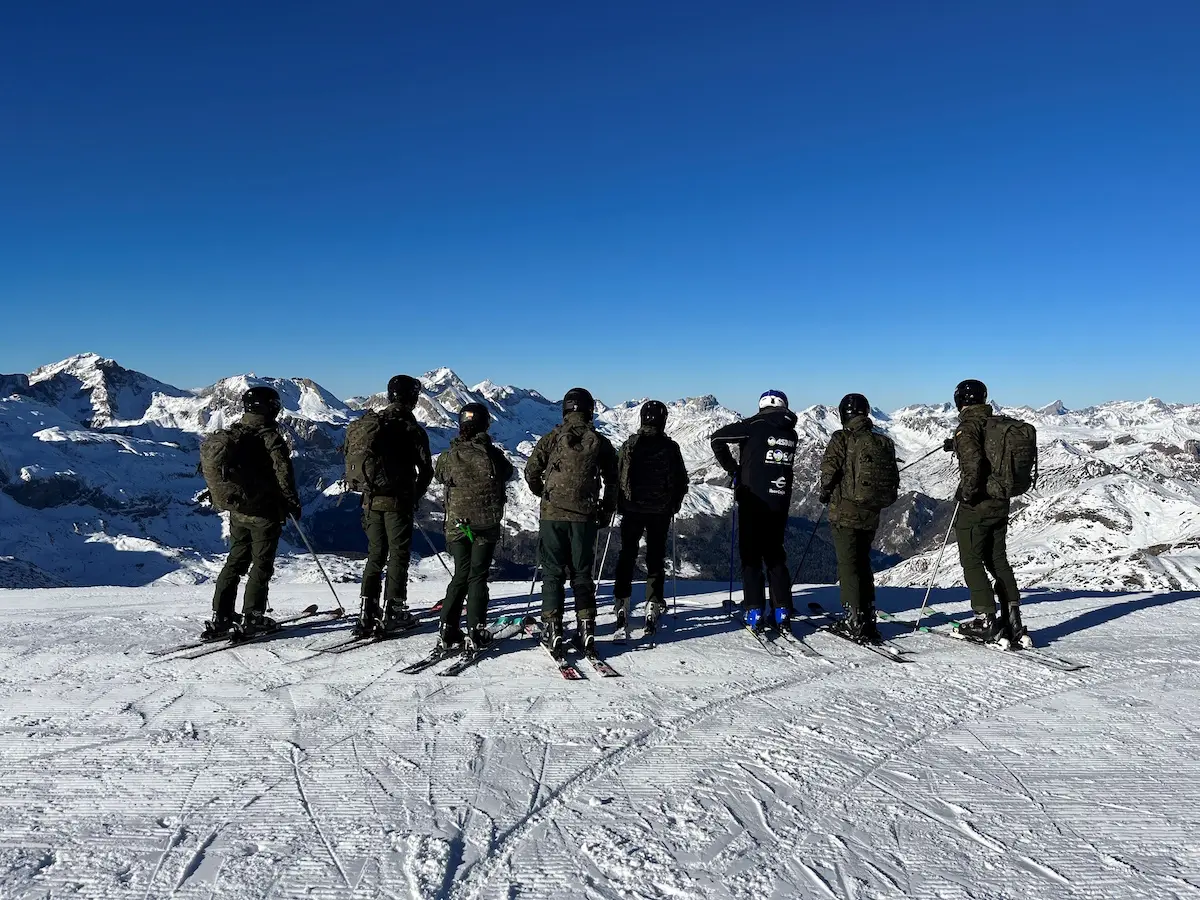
367, 405, 434, 512
820, 415, 882, 531
617, 426, 689, 517
234, 413, 301, 522
435, 432, 515, 532
710, 408, 799, 514
524, 412, 619, 522
953, 404, 1010, 516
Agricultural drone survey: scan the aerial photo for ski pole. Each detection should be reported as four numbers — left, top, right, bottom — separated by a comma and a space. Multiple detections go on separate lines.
898, 444, 945, 473
288, 515, 345, 615
789, 506, 827, 587
524, 564, 540, 618
415, 521, 453, 577
671, 516, 678, 617
726, 503, 738, 616
596, 523, 614, 582
913, 501, 960, 631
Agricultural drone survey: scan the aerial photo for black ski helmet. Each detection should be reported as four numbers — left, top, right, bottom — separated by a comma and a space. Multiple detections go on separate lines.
838, 393, 870, 425
562, 387, 595, 417
640, 399, 668, 429
953, 379, 988, 410
387, 374, 422, 408
242, 385, 282, 419
459, 402, 490, 435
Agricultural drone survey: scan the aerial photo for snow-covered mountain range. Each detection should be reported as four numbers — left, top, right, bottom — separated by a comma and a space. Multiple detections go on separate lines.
2, 353, 1198, 593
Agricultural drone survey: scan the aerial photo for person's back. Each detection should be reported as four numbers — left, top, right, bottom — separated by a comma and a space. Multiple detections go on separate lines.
709, 390, 798, 628
613, 401, 688, 635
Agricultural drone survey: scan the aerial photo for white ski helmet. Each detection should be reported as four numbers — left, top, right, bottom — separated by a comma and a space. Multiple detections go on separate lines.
759, 389, 789, 410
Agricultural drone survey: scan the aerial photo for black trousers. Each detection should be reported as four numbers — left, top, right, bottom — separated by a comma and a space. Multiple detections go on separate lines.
539, 519, 599, 622
831, 525, 877, 614
613, 512, 671, 607
440, 524, 500, 632
738, 496, 791, 614
212, 514, 283, 618
361, 509, 414, 620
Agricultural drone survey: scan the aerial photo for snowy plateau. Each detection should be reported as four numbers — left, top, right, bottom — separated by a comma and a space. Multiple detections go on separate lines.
2, 354, 1200, 899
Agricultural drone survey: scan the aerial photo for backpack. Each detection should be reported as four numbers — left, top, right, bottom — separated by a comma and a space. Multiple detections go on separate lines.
544, 423, 605, 515
984, 415, 1038, 498
618, 433, 641, 501
844, 428, 900, 511
199, 424, 261, 513
344, 411, 412, 495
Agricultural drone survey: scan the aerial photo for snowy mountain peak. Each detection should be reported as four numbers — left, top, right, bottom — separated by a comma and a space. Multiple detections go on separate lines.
1039, 400, 1069, 416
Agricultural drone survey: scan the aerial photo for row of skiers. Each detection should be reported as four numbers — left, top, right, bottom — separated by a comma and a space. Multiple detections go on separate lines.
198, 375, 1034, 654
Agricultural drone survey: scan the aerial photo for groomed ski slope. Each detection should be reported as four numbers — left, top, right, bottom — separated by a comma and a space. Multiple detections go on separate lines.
2, 580, 1198, 899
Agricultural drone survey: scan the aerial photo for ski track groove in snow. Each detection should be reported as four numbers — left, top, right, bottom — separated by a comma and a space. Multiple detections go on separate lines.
2, 581, 1200, 898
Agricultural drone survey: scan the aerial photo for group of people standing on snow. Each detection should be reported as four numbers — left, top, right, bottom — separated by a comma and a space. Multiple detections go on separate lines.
197, 375, 1032, 654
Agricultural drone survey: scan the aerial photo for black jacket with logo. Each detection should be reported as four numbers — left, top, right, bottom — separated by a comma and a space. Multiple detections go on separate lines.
710, 408, 799, 514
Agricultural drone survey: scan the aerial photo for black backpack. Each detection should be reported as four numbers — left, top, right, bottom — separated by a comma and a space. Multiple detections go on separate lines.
344, 411, 413, 495
199, 424, 262, 514
844, 428, 900, 511
984, 415, 1038, 498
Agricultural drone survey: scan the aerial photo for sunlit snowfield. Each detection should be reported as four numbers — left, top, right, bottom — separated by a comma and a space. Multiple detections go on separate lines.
2, 579, 1198, 899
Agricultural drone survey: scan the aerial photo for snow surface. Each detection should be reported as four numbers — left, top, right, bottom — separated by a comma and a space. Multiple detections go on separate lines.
3, 578, 1199, 898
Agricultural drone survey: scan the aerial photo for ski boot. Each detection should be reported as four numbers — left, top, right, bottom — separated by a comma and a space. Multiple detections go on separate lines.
200, 614, 238, 642
574, 617, 597, 656
644, 600, 666, 637
744, 607, 766, 632
352, 599, 379, 638
541, 616, 565, 659
829, 608, 865, 641
1002, 603, 1034, 650
956, 611, 1003, 644
771, 607, 793, 632
237, 611, 279, 639
614, 596, 631, 631
437, 621, 465, 651
465, 625, 493, 653
376, 605, 417, 638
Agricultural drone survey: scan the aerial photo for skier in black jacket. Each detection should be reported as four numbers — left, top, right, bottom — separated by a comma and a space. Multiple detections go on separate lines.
710, 390, 799, 629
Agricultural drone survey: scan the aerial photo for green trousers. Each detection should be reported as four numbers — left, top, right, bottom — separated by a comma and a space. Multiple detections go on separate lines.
831, 525, 876, 614
212, 514, 283, 619
441, 524, 500, 632
361, 509, 413, 619
539, 519, 599, 622
955, 508, 1020, 616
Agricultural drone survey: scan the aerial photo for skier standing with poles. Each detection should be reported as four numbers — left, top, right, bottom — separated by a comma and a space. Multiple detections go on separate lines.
818, 393, 900, 644
709, 390, 799, 630
611, 400, 689, 638
343, 374, 434, 638
433, 402, 515, 651
199, 385, 303, 639
524, 388, 619, 658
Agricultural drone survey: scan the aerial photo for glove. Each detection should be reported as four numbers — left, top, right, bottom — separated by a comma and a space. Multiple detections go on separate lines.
818, 489, 832, 505
287, 502, 302, 521
943, 438, 955, 453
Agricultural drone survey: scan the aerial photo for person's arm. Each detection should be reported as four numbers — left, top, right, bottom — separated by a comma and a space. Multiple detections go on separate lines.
599, 435, 619, 516
434, 448, 451, 485
524, 431, 554, 496
955, 420, 987, 502
709, 419, 750, 476
491, 445, 515, 482
669, 442, 689, 513
413, 427, 435, 498
264, 429, 302, 518
819, 431, 846, 502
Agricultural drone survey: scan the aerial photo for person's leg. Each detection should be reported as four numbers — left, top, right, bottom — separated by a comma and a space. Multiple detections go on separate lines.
985, 517, 1022, 637
612, 514, 643, 604
568, 520, 600, 621
465, 526, 500, 633
382, 511, 414, 623
831, 524, 861, 615
643, 515, 670, 611
241, 519, 283, 618
360, 509, 387, 624
738, 501, 766, 614
439, 534, 471, 641
955, 511, 997, 616
762, 511, 792, 617
212, 517, 253, 622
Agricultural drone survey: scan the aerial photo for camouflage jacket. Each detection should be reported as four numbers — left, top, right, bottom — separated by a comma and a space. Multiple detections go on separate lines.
820, 415, 881, 531
435, 432, 515, 533
367, 405, 434, 512
236, 413, 301, 521
953, 404, 1010, 516
524, 412, 619, 522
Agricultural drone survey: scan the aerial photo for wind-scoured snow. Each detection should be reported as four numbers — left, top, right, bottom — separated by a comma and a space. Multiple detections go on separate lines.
1, 579, 1198, 898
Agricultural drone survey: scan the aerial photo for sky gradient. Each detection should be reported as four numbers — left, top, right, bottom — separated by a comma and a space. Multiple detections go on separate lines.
2, 1, 1198, 414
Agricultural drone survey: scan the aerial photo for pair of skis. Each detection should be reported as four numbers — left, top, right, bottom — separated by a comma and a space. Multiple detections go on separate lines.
399, 615, 534, 677
149, 604, 346, 660
895, 609, 1087, 672
613, 599, 662, 649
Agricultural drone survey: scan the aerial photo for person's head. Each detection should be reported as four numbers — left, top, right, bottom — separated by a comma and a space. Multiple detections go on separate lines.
562, 387, 595, 420
640, 399, 668, 430
387, 374, 422, 409
459, 402, 490, 437
838, 393, 870, 426
759, 389, 789, 412
953, 379, 988, 411
242, 385, 282, 420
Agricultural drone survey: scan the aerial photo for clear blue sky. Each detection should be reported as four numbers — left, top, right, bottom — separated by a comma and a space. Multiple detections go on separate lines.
2, 1, 1197, 413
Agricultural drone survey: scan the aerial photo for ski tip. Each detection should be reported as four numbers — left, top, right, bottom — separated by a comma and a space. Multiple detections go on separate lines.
302, 604, 319, 615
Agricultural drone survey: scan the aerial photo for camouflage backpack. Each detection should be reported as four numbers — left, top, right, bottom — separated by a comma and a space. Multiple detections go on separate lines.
544, 422, 605, 515
199, 424, 261, 514
344, 411, 411, 495
984, 415, 1038, 498
844, 428, 900, 511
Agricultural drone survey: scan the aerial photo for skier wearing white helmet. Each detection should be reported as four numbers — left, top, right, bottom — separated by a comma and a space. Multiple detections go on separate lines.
710, 390, 799, 629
